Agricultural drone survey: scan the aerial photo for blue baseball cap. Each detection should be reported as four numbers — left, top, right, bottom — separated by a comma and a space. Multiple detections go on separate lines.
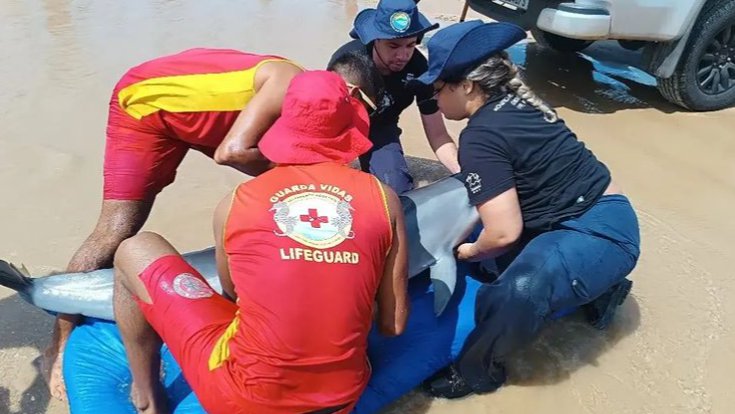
349, 0, 439, 44
416, 20, 527, 85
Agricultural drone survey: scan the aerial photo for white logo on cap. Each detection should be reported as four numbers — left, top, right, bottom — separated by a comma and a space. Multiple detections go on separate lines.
390, 11, 411, 33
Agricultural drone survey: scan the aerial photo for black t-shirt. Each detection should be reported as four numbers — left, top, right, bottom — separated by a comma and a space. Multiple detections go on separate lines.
458, 92, 611, 231
328, 40, 439, 133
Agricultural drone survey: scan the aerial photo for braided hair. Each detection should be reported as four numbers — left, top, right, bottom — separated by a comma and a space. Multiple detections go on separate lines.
461, 51, 557, 122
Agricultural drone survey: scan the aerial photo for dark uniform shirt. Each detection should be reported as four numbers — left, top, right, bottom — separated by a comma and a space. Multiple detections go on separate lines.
458, 92, 611, 231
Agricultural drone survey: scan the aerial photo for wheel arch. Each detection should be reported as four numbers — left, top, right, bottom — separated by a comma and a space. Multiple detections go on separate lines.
646, 0, 719, 79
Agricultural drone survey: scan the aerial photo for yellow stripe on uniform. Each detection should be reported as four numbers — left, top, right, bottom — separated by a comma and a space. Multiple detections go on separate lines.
117, 58, 294, 120
208, 315, 240, 370
373, 176, 393, 252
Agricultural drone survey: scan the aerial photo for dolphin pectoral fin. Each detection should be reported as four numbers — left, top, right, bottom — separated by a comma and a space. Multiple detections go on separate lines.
429, 258, 458, 316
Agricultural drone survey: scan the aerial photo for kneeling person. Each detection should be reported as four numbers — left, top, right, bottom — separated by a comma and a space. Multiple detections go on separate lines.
112, 71, 409, 414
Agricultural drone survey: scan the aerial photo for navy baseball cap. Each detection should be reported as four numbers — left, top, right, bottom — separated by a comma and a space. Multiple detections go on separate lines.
416, 20, 527, 85
349, 0, 439, 44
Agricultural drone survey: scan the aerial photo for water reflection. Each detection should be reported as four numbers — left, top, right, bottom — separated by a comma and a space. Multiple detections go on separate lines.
43, 0, 88, 92
422, 19, 673, 114
510, 41, 678, 114
0, 297, 55, 414
342, 0, 359, 19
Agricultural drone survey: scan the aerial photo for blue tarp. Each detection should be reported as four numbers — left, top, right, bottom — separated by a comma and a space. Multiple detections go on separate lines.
64, 267, 481, 414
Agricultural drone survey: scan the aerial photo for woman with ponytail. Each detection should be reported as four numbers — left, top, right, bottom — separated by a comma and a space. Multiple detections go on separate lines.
415, 21, 641, 399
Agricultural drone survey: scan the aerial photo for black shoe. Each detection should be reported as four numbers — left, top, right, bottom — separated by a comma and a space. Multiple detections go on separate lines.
422, 362, 506, 399
468, 261, 498, 284
584, 279, 633, 330
421, 364, 474, 399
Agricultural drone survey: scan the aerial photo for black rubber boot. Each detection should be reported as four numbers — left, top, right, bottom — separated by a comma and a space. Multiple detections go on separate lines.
583, 278, 633, 330
422, 362, 506, 399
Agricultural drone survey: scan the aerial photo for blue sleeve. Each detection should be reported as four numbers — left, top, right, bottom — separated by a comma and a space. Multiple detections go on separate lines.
416, 85, 439, 115
410, 52, 439, 115
458, 127, 515, 205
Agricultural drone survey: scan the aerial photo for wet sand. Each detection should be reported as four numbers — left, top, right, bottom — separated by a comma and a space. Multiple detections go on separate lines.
1, 1, 734, 413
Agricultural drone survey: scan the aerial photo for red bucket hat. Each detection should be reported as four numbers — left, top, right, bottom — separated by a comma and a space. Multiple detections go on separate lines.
258, 70, 373, 165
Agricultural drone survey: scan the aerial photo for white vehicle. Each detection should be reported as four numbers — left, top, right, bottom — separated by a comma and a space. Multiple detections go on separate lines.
461, 0, 735, 111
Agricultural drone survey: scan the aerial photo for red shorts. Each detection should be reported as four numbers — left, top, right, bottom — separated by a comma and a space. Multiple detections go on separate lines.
104, 93, 182, 201
134, 255, 357, 414
102, 93, 224, 201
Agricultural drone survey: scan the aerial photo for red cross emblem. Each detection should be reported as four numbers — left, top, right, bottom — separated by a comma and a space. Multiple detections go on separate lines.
300, 208, 329, 228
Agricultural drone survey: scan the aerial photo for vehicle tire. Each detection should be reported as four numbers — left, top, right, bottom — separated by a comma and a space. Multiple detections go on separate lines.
657, 0, 735, 111
531, 27, 593, 53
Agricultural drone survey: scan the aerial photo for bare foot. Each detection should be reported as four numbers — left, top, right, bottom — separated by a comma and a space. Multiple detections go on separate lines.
41, 344, 67, 402
130, 381, 168, 414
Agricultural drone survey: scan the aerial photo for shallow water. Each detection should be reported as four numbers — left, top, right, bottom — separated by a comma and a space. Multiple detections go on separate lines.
1, 1, 735, 413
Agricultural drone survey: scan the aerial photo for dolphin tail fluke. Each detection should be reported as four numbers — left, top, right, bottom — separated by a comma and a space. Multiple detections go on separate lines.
0, 260, 32, 293
430, 258, 458, 316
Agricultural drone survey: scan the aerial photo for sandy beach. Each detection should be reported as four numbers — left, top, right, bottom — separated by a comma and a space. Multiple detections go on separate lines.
1, 0, 734, 413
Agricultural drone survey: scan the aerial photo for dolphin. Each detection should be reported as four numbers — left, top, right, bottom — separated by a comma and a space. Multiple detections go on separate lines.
399, 174, 480, 314
0, 248, 219, 321
0, 158, 480, 319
